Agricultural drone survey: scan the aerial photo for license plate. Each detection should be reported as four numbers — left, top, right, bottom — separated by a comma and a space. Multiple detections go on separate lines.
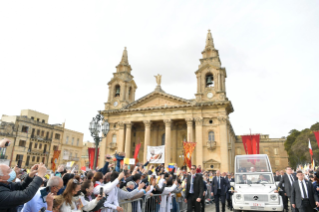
249, 202, 265, 207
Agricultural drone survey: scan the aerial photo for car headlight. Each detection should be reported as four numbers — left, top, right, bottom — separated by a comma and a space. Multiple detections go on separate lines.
270, 194, 277, 200
236, 194, 242, 200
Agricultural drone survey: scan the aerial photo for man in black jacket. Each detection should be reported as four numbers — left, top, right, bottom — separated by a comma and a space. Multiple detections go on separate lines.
211, 170, 228, 212
185, 165, 204, 212
278, 166, 298, 212
0, 163, 47, 212
291, 170, 319, 212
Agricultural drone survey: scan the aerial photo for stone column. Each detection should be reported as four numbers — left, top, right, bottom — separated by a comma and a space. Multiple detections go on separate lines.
164, 119, 172, 166
195, 118, 203, 167
218, 116, 229, 172
117, 122, 125, 152
186, 118, 194, 142
143, 120, 151, 162
124, 122, 132, 158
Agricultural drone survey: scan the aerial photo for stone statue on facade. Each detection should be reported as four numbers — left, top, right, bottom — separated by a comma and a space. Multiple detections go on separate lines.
154, 74, 162, 86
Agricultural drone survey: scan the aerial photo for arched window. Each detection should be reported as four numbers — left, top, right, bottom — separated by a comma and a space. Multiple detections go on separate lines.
114, 85, 120, 97
37, 156, 40, 162
42, 157, 45, 163
208, 131, 215, 142
206, 73, 214, 87
112, 134, 117, 143
32, 156, 35, 162
162, 133, 165, 145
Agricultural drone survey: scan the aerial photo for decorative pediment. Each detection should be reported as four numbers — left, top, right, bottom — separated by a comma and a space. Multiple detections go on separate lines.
126, 91, 191, 109
204, 158, 221, 169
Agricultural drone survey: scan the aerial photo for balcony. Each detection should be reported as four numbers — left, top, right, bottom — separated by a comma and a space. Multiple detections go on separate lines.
206, 140, 217, 150
70, 156, 79, 161
0, 155, 7, 159
30, 135, 52, 143
27, 149, 46, 155
15, 146, 28, 153
109, 142, 117, 150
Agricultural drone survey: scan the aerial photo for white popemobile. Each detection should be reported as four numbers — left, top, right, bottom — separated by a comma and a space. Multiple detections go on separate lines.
231, 154, 283, 212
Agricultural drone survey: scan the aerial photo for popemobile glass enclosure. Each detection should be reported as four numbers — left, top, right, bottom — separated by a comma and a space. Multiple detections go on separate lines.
231, 154, 283, 212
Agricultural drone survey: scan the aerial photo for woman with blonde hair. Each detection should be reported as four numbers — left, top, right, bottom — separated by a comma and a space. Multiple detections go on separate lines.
60, 179, 102, 212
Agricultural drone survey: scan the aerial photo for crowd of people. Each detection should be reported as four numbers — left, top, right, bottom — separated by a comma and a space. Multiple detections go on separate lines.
0, 138, 235, 212
5, 137, 319, 212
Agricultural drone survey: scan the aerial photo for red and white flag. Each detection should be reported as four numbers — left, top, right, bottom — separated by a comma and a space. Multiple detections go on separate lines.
309, 139, 313, 161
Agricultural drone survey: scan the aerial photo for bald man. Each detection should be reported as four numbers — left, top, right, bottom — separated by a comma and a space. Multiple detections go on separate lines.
0, 163, 47, 212
21, 176, 63, 212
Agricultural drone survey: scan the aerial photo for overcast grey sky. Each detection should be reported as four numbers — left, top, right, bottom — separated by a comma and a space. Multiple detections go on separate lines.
1, 1, 318, 143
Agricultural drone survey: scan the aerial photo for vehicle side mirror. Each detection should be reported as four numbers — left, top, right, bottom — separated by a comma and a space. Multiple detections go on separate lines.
230, 182, 235, 187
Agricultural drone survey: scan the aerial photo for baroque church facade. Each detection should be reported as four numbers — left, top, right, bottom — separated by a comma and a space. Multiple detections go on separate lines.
99, 30, 237, 172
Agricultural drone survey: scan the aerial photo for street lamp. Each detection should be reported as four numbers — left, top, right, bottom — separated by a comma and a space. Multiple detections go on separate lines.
89, 114, 110, 170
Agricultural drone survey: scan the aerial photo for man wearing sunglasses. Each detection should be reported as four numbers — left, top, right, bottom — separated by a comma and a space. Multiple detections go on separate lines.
185, 165, 204, 212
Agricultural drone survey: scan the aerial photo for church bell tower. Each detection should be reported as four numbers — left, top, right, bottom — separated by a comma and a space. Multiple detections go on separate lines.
195, 30, 227, 102
105, 47, 137, 110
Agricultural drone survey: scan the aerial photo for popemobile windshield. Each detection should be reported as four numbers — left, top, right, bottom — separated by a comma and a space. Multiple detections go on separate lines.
231, 154, 283, 212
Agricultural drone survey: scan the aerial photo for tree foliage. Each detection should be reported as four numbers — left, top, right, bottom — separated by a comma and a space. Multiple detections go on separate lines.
285, 122, 319, 168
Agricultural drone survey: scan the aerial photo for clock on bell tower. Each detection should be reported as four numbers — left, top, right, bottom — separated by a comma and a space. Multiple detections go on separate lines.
195, 30, 227, 102
105, 47, 137, 110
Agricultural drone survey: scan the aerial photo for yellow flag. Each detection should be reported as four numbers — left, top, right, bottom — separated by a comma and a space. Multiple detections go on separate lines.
124, 158, 130, 164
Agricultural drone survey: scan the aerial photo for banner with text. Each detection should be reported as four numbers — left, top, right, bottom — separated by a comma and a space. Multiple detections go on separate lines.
147, 145, 165, 163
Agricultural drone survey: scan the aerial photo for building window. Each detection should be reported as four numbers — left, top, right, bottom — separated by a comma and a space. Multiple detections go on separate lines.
275, 160, 280, 165
34, 143, 38, 149
162, 133, 165, 145
208, 131, 215, 142
18, 140, 26, 147
236, 148, 241, 154
205, 73, 214, 87
37, 156, 40, 162
70, 152, 72, 157
71, 138, 74, 145
53, 145, 58, 151
274, 148, 278, 155
128, 87, 132, 99
32, 156, 35, 162
41, 131, 44, 137
31, 117, 34, 120
46, 132, 49, 139
66, 136, 69, 144
77, 139, 79, 146
112, 134, 117, 143
42, 120, 45, 123
21, 126, 29, 133
37, 118, 40, 122
39, 144, 42, 149
114, 85, 120, 97
44, 144, 47, 153
75, 153, 77, 157
55, 133, 60, 140
42, 157, 45, 163
209, 120, 213, 124
37, 129, 40, 136
16, 154, 23, 161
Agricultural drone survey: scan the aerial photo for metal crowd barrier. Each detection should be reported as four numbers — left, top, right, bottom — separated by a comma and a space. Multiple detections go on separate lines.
142, 193, 187, 212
